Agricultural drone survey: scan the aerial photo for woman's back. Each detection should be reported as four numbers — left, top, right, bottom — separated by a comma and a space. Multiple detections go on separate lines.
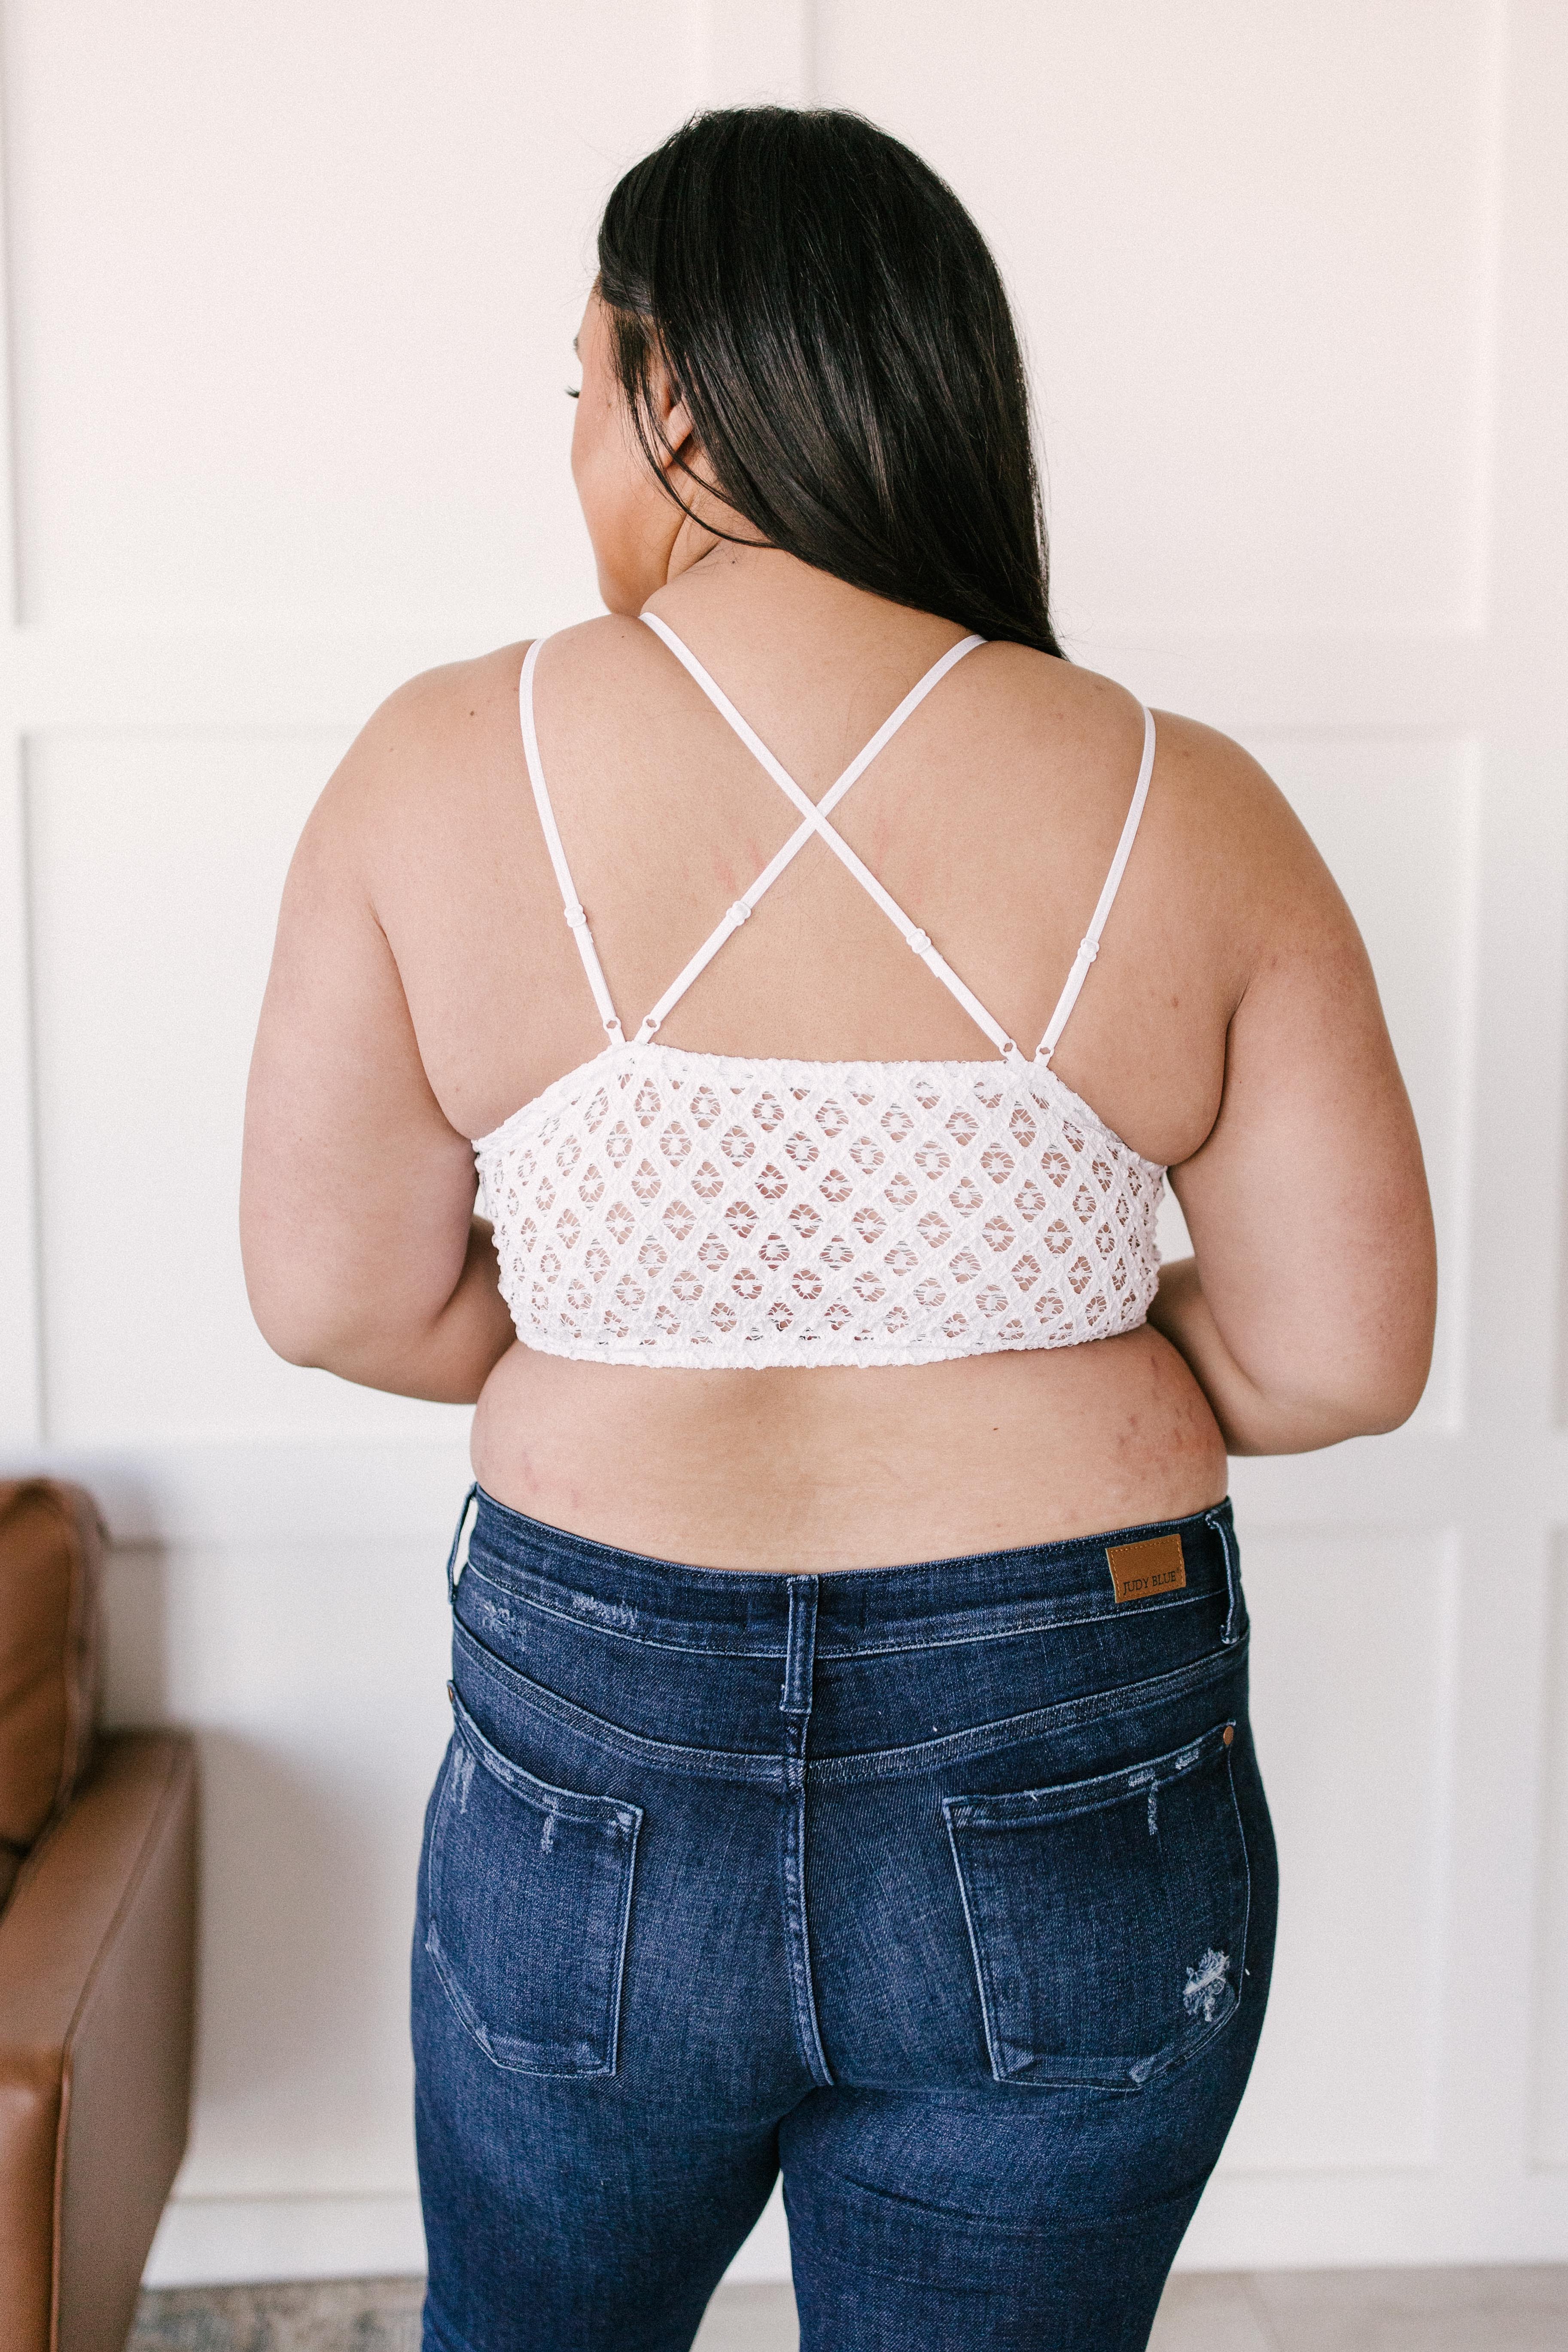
441, 561, 1211, 1159
246, 540, 1426, 1567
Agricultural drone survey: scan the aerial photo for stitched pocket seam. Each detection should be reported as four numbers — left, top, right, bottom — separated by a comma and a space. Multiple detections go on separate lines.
944, 1720, 1251, 2091
424, 1692, 641, 2077
943, 1719, 1236, 1832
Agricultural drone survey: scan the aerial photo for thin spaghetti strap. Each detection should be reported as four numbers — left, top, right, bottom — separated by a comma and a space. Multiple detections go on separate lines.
518, 638, 625, 1046
1035, 703, 1157, 1067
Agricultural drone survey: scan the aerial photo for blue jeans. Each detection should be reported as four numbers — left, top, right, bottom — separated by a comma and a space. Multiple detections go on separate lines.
413, 1489, 1276, 2352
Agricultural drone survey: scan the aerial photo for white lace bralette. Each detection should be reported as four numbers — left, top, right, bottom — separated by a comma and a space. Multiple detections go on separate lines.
473, 617, 1165, 1369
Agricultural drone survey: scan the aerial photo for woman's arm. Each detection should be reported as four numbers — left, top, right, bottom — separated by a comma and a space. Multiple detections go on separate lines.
1145, 731, 1437, 1454
240, 683, 516, 1403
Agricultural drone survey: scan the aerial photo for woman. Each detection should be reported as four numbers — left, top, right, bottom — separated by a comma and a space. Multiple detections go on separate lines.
242, 107, 1435, 2352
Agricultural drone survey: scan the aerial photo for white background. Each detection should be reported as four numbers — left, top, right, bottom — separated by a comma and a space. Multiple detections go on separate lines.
0, 0, 1565, 2289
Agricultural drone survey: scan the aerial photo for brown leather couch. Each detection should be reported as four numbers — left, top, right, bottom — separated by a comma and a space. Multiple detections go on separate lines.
0, 1481, 198, 2352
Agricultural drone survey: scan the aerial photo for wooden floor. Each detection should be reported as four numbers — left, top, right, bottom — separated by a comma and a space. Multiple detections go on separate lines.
129, 2265, 1568, 2349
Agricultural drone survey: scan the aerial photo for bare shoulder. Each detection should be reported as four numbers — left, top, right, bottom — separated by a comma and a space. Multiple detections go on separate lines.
282, 639, 540, 904
313, 642, 529, 834
981, 648, 1331, 882
539, 609, 669, 684
1145, 707, 1357, 966
969, 640, 1139, 754
342, 614, 649, 773
283, 616, 672, 929
1145, 708, 1309, 859
272, 617, 678, 944
344, 616, 658, 794
1066, 678, 1356, 956
1011, 655, 1363, 1017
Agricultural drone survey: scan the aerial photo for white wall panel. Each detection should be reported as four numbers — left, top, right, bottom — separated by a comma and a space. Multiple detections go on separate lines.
1, 0, 690, 628
26, 730, 469, 1440
1220, 1531, 1458, 2174
819, 0, 1496, 643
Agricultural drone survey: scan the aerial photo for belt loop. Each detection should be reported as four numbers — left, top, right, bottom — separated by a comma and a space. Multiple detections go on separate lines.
780, 1576, 819, 1719
445, 1483, 478, 1605
1206, 1506, 1241, 1646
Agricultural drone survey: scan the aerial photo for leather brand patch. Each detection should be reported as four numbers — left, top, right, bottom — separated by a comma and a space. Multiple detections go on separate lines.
1106, 1531, 1187, 1605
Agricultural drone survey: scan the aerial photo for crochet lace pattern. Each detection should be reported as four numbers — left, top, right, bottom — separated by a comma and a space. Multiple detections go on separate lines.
475, 1042, 1163, 1367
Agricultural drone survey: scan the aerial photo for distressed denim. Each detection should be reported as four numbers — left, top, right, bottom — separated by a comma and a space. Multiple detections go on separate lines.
413, 1488, 1276, 2352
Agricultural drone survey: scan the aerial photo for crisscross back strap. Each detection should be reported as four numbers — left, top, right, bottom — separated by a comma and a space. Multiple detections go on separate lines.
637, 615, 1015, 1053
520, 627, 1154, 1071
1035, 701, 1157, 1065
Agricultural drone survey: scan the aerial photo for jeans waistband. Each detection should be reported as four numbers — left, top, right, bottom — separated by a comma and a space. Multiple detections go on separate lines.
454, 1487, 1242, 1660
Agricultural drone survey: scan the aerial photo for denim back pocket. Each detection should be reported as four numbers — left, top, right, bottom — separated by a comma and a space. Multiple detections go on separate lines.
944, 1719, 1248, 2090
424, 1686, 642, 2077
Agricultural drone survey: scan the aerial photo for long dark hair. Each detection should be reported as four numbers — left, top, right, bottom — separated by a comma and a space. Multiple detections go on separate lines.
596, 107, 1063, 657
